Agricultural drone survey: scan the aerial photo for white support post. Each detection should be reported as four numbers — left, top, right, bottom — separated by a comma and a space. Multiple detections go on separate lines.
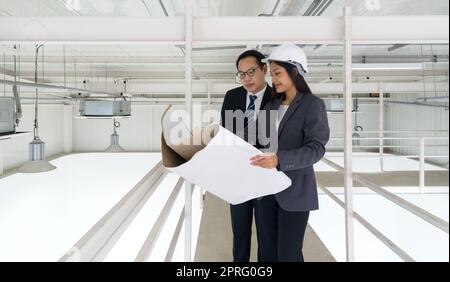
343, 6, 355, 262
149, 104, 153, 152
379, 83, 384, 172
0, 143, 4, 176
184, 0, 194, 263
199, 82, 212, 210
207, 81, 211, 108
419, 138, 425, 193
62, 104, 73, 153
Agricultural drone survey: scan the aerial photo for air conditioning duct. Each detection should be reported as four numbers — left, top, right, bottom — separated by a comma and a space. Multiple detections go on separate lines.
0, 97, 16, 134
324, 98, 357, 112
79, 99, 131, 117
1, 53, 23, 135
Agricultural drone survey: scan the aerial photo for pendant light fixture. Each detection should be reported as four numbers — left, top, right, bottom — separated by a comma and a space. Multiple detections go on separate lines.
18, 44, 56, 173
105, 118, 125, 152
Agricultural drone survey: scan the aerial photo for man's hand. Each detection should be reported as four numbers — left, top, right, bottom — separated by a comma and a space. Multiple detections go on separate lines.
250, 153, 278, 169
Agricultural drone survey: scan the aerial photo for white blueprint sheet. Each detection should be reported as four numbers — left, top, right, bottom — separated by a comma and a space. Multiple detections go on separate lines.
163, 125, 291, 205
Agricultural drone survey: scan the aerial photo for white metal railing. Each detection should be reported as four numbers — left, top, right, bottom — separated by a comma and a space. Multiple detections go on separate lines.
48, 134, 448, 262
135, 178, 184, 261
165, 207, 185, 262
58, 162, 198, 262
333, 130, 448, 134
330, 137, 449, 141
326, 135, 449, 193
0, 5, 445, 263
318, 184, 416, 262
59, 162, 165, 261
318, 157, 449, 262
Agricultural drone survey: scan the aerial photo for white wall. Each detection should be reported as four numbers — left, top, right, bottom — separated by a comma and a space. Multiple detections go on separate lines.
72, 103, 222, 152
326, 103, 380, 150
72, 101, 380, 152
1, 99, 403, 171
386, 93, 449, 167
1, 104, 64, 171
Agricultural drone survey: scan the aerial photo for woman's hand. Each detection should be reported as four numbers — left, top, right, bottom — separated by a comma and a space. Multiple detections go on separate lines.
250, 153, 278, 169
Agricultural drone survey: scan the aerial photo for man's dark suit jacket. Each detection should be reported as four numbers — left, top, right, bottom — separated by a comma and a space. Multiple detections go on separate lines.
220, 85, 272, 149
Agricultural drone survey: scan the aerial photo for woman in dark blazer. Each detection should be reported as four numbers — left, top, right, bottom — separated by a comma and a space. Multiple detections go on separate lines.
250, 44, 330, 262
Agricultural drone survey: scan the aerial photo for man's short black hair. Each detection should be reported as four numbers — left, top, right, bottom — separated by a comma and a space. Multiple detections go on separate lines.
235, 50, 266, 70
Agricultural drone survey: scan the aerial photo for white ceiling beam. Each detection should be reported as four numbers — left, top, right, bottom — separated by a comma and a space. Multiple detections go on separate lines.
78, 82, 450, 95
0, 17, 185, 43
0, 16, 447, 44
2, 75, 447, 95
194, 16, 449, 44
352, 16, 449, 44
193, 16, 343, 44
311, 82, 449, 94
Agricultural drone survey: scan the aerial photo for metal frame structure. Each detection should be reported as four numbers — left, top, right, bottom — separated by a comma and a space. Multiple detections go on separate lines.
184, 0, 194, 262
342, 6, 354, 261
0, 6, 448, 262
0, 15, 448, 44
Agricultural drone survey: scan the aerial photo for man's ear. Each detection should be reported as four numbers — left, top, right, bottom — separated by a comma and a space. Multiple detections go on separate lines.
262, 64, 268, 75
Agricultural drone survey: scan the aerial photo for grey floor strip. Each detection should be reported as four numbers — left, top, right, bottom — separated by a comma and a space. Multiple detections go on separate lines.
194, 192, 335, 262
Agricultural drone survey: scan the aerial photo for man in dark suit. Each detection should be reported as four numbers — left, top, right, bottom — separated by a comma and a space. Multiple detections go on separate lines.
220, 50, 272, 262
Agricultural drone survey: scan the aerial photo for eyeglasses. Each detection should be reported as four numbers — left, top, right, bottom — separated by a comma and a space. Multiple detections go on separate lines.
236, 67, 260, 79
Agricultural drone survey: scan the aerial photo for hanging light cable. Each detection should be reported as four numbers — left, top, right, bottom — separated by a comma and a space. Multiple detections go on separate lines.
18, 44, 56, 173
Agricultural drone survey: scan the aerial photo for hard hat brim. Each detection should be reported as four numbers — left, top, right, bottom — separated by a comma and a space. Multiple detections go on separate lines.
262, 59, 308, 76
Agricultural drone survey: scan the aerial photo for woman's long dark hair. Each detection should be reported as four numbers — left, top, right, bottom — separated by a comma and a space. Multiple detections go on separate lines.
270, 61, 312, 101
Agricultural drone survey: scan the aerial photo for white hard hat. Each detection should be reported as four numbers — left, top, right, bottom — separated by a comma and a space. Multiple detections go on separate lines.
262, 44, 308, 76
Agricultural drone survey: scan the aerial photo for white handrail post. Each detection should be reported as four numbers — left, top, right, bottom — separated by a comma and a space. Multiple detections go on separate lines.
199, 82, 212, 210
379, 82, 384, 172
0, 143, 4, 176
184, 0, 194, 262
343, 6, 355, 262
419, 137, 425, 193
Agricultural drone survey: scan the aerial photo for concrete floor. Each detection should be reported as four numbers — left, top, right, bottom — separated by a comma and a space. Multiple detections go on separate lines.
194, 192, 336, 262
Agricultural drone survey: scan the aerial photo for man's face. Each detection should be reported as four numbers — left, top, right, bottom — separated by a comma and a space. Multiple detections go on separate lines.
237, 57, 267, 94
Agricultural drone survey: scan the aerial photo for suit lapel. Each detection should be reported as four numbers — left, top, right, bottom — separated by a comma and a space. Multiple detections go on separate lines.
260, 84, 272, 110
277, 92, 305, 137
238, 87, 247, 113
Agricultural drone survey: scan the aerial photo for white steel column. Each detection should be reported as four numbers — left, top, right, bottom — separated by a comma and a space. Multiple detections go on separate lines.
343, 6, 355, 262
62, 104, 73, 153
379, 82, 384, 172
0, 143, 3, 176
149, 105, 153, 152
207, 81, 212, 108
199, 82, 212, 210
184, 0, 194, 262
419, 137, 425, 193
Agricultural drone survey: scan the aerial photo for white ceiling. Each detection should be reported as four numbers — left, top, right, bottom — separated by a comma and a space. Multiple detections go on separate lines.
0, 0, 448, 16
0, 0, 448, 97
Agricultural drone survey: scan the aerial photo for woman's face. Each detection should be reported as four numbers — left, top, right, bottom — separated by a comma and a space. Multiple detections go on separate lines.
270, 62, 294, 93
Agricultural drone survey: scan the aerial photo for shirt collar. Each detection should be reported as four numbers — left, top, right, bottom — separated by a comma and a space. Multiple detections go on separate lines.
248, 84, 267, 98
